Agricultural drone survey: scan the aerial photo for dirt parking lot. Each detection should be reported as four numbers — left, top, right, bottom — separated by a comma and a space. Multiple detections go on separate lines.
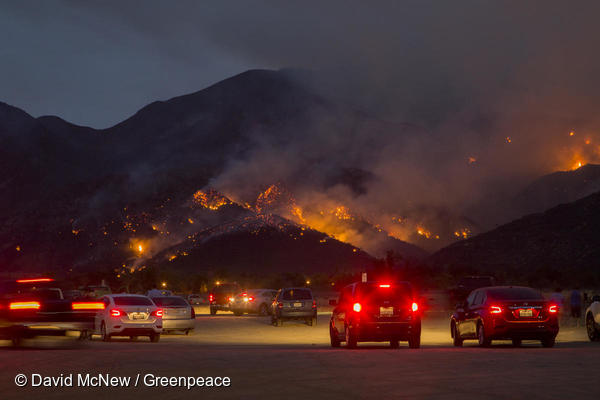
1, 309, 598, 400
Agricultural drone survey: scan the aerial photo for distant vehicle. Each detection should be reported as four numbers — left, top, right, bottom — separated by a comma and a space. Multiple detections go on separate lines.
450, 276, 496, 303
209, 283, 241, 315
329, 281, 421, 348
187, 294, 203, 305
0, 278, 101, 345
62, 289, 83, 300
451, 286, 559, 348
232, 289, 278, 316
94, 294, 162, 342
585, 294, 600, 341
80, 285, 112, 299
151, 296, 195, 334
147, 289, 173, 297
271, 288, 317, 326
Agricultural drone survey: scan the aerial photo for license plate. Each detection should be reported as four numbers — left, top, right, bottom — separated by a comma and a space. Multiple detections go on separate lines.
519, 309, 533, 317
380, 307, 394, 317
293, 302, 302, 308
131, 313, 145, 320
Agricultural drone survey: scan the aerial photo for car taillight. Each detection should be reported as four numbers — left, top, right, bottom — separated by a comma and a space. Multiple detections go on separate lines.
277, 302, 283, 308
411, 302, 419, 312
16, 278, 54, 283
151, 309, 163, 318
353, 303, 362, 312
312, 299, 316, 308
379, 284, 391, 288
490, 305, 503, 314
209, 294, 214, 303
548, 305, 558, 313
190, 307, 196, 319
72, 302, 105, 310
110, 309, 123, 317
9, 301, 41, 310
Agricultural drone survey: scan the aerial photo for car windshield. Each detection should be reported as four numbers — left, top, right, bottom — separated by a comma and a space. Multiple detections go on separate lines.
282, 289, 312, 300
487, 288, 543, 300
356, 283, 412, 303
152, 297, 188, 307
113, 296, 154, 306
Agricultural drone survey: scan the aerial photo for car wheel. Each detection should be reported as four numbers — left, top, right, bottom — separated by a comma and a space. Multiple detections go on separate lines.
390, 340, 399, 348
408, 334, 420, 349
586, 313, 599, 341
259, 304, 269, 316
150, 334, 160, 343
477, 323, 490, 347
345, 325, 357, 349
452, 323, 463, 347
101, 322, 111, 342
541, 336, 555, 348
210, 307, 217, 315
512, 339, 521, 347
330, 325, 341, 348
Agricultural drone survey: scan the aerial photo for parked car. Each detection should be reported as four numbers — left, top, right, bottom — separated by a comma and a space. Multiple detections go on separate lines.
232, 289, 278, 316
450, 286, 559, 347
0, 278, 101, 345
209, 283, 241, 315
150, 296, 195, 334
271, 288, 317, 326
94, 294, 162, 342
329, 281, 421, 348
187, 294, 203, 305
585, 294, 600, 341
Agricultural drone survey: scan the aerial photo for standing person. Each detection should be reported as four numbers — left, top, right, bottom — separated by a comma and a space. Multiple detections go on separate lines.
549, 288, 564, 308
570, 288, 582, 319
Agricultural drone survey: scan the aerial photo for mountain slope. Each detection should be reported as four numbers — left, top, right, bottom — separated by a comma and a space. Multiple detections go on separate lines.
428, 190, 600, 286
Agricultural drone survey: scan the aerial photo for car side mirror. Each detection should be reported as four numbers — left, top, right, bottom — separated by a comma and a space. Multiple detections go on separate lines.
329, 299, 337, 306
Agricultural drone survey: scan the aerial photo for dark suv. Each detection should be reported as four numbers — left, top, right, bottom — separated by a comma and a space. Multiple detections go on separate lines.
271, 288, 317, 326
209, 283, 241, 315
451, 286, 559, 347
329, 281, 421, 348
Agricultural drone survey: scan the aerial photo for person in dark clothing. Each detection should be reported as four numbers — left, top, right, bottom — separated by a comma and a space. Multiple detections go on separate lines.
570, 289, 582, 318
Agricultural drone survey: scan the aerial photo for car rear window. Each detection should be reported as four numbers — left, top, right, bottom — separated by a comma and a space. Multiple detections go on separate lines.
282, 289, 312, 300
152, 297, 188, 307
486, 288, 543, 300
113, 296, 154, 306
356, 283, 412, 303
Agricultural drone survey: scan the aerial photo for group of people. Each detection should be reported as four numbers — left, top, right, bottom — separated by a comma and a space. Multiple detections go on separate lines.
549, 288, 585, 318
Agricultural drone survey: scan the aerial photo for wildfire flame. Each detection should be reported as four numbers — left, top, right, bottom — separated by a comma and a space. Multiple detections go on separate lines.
192, 189, 231, 210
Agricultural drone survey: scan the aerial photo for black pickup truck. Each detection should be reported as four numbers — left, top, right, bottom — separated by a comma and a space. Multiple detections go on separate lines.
0, 278, 103, 345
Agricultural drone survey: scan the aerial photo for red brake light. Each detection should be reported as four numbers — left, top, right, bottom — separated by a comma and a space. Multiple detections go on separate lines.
16, 278, 53, 283
152, 309, 163, 318
411, 302, 419, 312
312, 299, 316, 308
110, 309, 122, 317
190, 307, 196, 319
209, 294, 214, 303
248, 296, 254, 302
72, 302, 105, 310
353, 302, 362, 312
549, 305, 558, 313
379, 284, 391, 288
490, 305, 503, 314
9, 301, 41, 310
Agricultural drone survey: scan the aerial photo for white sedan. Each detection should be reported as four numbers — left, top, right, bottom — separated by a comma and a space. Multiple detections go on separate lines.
95, 294, 163, 342
586, 294, 600, 341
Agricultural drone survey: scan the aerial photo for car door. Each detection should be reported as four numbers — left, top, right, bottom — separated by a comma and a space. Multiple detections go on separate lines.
465, 290, 485, 337
457, 290, 478, 338
332, 286, 352, 336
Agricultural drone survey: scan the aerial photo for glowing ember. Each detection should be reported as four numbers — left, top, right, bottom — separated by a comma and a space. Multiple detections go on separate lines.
468, 156, 477, 164
192, 189, 231, 210
188, 218, 194, 224
454, 228, 471, 239
16, 245, 21, 252
505, 136, 512, 143
569, 131, 575, 136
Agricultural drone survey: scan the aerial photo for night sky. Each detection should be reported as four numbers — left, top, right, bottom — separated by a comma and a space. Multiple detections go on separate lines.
3, 1, 600, 128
